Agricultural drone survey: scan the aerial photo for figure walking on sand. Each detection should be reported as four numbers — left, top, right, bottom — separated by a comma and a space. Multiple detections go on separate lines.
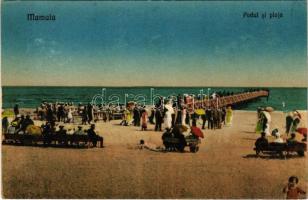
225, 106, 233, 126
155, 107, 163, 131
163, 102, 174, 130
256, 107, 272, 136
141, 108, 148, 131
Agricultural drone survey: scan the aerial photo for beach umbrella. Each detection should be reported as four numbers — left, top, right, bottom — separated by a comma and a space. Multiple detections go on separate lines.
2, 110, 14, 118
296, 128, 307, 136
265, 107, 274, 112
181, 125, 189, 132
191, 126, 204, 138
195, 108, 205, 115
26, 125, 42, 135
294, 111, 302, 119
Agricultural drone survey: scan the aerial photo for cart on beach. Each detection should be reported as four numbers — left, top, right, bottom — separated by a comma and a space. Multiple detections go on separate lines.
162, 125, 202, 153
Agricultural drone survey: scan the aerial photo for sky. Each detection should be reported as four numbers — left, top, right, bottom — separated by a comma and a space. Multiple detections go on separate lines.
1, 1, 307, 87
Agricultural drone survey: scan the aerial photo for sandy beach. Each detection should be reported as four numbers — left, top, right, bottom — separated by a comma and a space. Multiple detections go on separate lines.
2, 110, 307, 198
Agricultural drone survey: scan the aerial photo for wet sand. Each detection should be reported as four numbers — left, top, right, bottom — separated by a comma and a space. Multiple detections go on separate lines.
2, 110, 308, 198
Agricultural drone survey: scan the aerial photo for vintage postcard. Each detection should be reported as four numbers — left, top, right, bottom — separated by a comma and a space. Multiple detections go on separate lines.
1, 0, 307, 199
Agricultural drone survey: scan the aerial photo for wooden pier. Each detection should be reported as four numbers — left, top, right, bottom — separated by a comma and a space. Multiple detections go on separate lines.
185, 90, 269, 111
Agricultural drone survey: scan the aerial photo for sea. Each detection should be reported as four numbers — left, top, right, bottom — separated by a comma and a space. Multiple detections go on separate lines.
1, 86, 307, 111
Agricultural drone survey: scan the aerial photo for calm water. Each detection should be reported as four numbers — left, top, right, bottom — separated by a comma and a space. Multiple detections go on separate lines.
1, 86, 307, 111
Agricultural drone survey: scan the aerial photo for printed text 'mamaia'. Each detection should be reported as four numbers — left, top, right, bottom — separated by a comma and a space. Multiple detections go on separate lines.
27, 14, 56, 21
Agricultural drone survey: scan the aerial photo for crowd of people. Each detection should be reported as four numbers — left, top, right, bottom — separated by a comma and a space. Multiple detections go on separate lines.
34, 102, 124, 125
3, 104, 104, 147
118, 95, 233, 132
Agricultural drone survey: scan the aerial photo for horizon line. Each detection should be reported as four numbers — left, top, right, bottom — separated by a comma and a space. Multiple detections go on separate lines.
1, 85, 307, 89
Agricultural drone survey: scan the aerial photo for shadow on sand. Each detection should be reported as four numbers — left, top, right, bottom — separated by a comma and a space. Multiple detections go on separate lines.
2, 142, 100, 149
243, 153, 304, 160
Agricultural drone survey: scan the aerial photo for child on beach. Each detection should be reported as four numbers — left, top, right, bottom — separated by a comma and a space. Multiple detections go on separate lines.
141, 109, 148, 131
137, 140, 164, 152
283, 176, 306, 199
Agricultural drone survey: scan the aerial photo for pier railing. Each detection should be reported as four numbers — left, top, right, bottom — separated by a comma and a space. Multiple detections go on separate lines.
185, 90, 269, 112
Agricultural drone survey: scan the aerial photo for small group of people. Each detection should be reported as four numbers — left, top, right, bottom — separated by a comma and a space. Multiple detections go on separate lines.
3, 114, 34, 134
35, 102, 74, 123
256, 130, 293, 148
137, 120, 204, 152
41, 123, 103, 147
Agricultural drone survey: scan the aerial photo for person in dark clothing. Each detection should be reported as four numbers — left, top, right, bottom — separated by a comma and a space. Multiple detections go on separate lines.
287, 133, 298, 145
201, 112, 207, 130
21, 115, 34, 131
57, 105, 64, 122
82, 106, 88, 125
206, 108, 214, 129
154, 108, 163, 131
56, 125, 68, 145
177, 94, 182, 110
2, 117, 9, 134
87, 124, 103, 147
213, 109, 219, 129
221, 107, 226, 125
14, 104, 19, 118
255, 132, 269, 152
16, 115, 25, 130
185, 112, 190, 126
285, 115, 293, 134
87, 103, 93, 124
133, 107, 141, 126
46, 106, 54, 123
171, 107, 175, 128
175, 109, 182, 125
172, 125, 186, 152
262, 116, 268, 133
42, 122, 52, 146
149, 108, 155, 124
